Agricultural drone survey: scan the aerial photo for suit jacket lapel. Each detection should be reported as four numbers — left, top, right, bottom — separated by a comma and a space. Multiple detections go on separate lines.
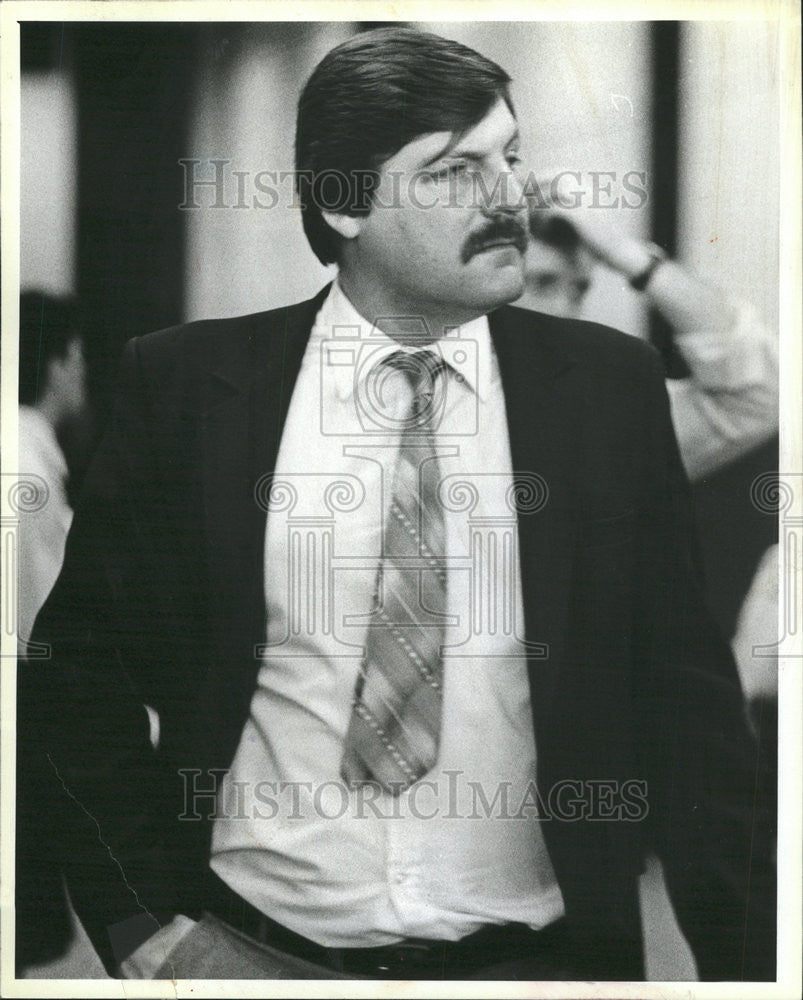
489, 306, 578, 717
197, 286, 330, 686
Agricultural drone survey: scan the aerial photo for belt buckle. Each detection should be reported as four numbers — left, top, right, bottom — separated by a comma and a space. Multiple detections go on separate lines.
379, 940, 440, 978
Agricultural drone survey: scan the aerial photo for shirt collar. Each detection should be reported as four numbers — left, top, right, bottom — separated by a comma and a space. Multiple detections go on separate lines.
310, 280, 494, 403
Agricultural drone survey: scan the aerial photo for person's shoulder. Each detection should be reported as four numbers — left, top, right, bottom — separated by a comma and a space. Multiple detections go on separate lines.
126, 285, 330, 379
496, 304, 661, 375
131, 294, 322, 376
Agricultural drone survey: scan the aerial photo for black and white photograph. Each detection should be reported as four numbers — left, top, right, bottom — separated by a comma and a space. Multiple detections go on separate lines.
2, 1, 800, 995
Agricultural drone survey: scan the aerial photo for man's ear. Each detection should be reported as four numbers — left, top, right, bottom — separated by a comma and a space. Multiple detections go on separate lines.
321, 211, 363, 241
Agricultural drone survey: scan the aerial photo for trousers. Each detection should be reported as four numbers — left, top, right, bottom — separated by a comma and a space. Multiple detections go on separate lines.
151, 911, 580, 981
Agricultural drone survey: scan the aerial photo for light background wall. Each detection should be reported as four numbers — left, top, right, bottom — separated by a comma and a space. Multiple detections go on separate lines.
679, 20, 780, 331
183, 23, 347, 322
20, 71, 77, 295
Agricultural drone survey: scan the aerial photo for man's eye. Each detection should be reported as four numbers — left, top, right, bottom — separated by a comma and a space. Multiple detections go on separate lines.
430, 161, 468, 180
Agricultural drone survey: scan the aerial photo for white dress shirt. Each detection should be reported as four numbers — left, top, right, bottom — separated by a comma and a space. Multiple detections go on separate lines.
210, 281, 564, 947
668, 301, 778, 481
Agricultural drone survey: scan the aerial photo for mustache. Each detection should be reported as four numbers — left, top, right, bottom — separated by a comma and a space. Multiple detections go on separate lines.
461, 215, 528, 263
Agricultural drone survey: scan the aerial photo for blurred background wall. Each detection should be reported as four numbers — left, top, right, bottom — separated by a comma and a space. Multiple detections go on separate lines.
18, 17, 781, 981
679, 20, 779, 331
20, 61, 77, 296
677, 21, 780, 636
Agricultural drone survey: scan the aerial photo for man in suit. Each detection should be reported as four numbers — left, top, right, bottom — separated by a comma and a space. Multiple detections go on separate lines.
17, 27, 775, 981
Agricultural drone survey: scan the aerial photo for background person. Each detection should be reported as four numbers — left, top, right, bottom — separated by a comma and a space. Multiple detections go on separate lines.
518, 210, 779, 483
14, 291, 105, 978
17, 292, 89, 650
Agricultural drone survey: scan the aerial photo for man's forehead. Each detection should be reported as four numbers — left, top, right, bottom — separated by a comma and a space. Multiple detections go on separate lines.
384, 98, 518, 169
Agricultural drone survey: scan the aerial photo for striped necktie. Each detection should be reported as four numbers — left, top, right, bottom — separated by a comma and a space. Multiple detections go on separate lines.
341, 349, 448, 795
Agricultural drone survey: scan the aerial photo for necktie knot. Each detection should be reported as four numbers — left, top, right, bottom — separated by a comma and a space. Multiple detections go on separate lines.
384, 350, 446, 424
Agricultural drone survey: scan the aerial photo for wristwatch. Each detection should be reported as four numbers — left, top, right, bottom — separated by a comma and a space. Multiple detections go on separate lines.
629, 243, 668, 291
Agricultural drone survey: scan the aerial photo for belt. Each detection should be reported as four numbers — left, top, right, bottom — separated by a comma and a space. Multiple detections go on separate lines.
209, 880, 569, 979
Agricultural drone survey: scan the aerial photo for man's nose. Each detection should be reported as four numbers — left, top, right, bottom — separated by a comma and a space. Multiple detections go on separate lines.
479, 163, 526, 218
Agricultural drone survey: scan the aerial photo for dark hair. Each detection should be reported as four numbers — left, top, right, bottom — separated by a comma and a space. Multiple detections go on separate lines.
528, 211, 582, 255
295, 27, 513, 265
19, 292, 82, 405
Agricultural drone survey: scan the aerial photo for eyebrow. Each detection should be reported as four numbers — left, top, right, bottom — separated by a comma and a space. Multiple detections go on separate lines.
420, 127, 521, 169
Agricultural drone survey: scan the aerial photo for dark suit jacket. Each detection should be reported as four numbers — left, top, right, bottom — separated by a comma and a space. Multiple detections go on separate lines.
17, 286, 775, 979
